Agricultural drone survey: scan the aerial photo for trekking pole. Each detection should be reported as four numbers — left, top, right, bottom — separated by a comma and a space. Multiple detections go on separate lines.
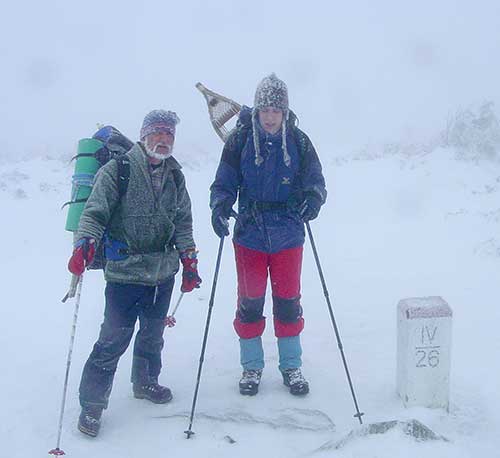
164, 292, 185, 327
184, 235, 225, 439
305, 222, 365, 425
49, 274, 84, 456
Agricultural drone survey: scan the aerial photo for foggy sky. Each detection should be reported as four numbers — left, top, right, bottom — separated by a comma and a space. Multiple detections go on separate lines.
2, 0, 499, 160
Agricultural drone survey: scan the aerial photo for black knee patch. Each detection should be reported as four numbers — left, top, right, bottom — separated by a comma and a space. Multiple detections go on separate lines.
273, 296, 303, 323
237, 296, 265, 323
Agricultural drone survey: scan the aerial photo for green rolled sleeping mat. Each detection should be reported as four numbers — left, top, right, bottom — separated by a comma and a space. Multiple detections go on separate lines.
64, 138, 102, 232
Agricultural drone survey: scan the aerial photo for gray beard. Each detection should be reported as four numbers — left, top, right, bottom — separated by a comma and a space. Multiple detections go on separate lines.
145, 143, 173, 161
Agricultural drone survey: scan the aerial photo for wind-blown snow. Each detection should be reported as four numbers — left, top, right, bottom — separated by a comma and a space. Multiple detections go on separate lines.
1, 146, 499, 458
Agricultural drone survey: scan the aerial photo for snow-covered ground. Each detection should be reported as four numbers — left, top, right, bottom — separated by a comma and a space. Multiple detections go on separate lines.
1, 147, 499, 457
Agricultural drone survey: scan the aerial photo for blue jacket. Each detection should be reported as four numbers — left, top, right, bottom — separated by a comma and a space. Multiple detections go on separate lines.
210, 106, 327, 253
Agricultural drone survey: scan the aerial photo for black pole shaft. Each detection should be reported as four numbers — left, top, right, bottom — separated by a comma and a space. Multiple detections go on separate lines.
305, 222, 365, 424
185, 236, 225, 438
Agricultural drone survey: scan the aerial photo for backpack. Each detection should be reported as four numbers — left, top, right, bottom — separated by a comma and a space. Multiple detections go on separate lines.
63, 125, 134, 211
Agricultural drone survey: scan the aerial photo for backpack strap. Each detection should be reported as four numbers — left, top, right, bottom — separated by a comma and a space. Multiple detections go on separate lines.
292, 127, 307, 174
114, 155, 130, 198
171, 168, 183, 189
219, 123, 251, 178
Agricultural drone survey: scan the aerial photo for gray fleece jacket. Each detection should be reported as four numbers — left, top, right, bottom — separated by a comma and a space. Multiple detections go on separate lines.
76, 142, 195, 286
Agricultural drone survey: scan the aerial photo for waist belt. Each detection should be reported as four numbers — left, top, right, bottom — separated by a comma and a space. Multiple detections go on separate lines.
251, 200, 288, 212
125, 247, 172, 256
103, 232, 173, 261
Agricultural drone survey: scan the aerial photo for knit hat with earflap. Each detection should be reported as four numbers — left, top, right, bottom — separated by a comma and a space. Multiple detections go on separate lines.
252, 73, 291, 167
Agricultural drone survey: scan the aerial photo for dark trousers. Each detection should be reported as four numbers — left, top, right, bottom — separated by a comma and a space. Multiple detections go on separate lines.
79, 278, 175, 409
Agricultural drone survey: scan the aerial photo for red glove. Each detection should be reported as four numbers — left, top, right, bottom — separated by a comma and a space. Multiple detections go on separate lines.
180, 249, 202, 293
68, 238, 96, 276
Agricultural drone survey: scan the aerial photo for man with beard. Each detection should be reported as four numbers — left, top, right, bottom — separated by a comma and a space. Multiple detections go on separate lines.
67, 109, 201, 437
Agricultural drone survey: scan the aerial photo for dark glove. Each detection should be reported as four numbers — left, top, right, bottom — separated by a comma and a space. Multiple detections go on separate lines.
180, 249, 202, 293
211, 202, 232, 238
68, 237, 96, 275
298, 193, 322, 222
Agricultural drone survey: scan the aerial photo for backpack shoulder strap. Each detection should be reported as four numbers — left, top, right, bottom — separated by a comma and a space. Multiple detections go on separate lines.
114, 155, 130, 198
219, 123, 250, 176
171, 168, 183, 189
292, 127, 308, 171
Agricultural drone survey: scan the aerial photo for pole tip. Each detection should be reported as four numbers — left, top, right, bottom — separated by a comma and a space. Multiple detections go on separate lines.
48, 448, 66, 456
184, 429, 195, 439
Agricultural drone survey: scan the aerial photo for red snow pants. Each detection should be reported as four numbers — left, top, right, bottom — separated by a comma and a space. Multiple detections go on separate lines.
233, 242, 304, 339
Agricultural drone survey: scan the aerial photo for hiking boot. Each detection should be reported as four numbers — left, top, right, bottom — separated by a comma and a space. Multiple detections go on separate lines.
133, 382, 173, 404
78, 405, 103, 437
281, 368, 309, 396
239, 369, 263, 396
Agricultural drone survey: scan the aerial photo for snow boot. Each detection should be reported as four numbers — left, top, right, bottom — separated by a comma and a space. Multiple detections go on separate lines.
133, 382, 173, 404
281, 368, 309, 396
239, 369, 263, 396
78, 405, 103, 437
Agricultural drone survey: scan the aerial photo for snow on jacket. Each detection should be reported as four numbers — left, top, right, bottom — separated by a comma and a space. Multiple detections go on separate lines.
77, 142, 195, 286
210, 106, 327, 253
